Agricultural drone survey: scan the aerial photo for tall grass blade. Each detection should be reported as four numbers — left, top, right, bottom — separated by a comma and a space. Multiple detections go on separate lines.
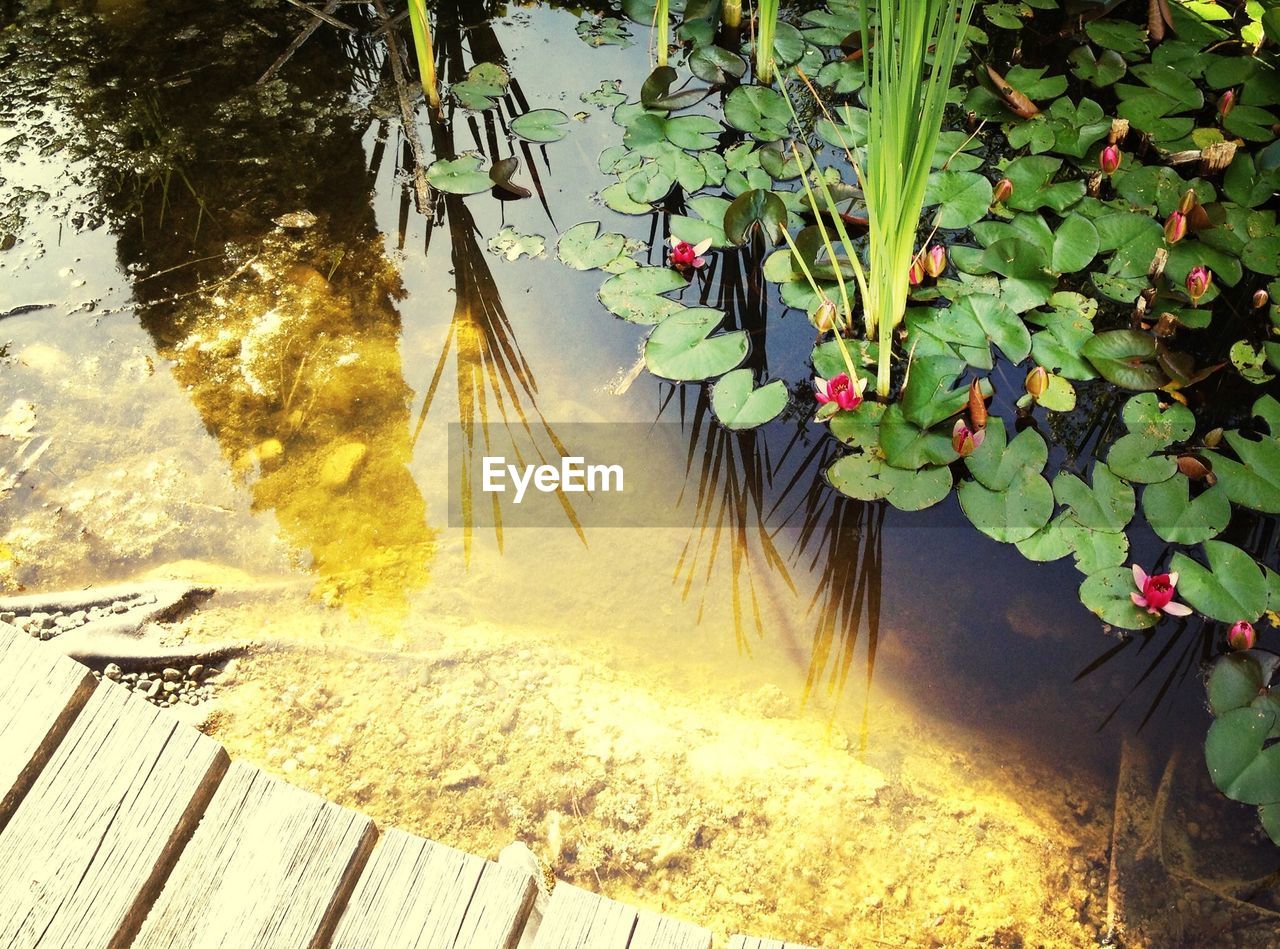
406, 0, 441, 110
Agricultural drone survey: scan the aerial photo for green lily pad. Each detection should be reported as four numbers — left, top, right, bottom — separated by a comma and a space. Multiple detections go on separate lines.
1082, 330, 1167, 390
724, 189, 788, 246
1206, 708, 1280, 805
923, 172, 994, 229
1079, 567, 1159, 631
558, 222, 629, 271
451, 62, 510, 111
1210, 430, 1280, 514
599, 267, 688, 324
1171, 541, 1269, 624
879, 405, 959, 470
487, 227, 544, 261
1143, 477, 1231, 545
827, 453, 953, 511
1107, 433, 1176, 484
965, 418, 1048, 491
1051, 215, 1100, 274
1069, 46, 1127, 86
644, 306, 748, 381
1002, 155, 1086, 213
1052, 463, 1135, 533
424, 154, 494, 195
690, 45, 747, 84
724, 85, 791, 141
958, 469, 1055, 543
1208, 652, 1280, 717
511, 109, 571, 143
711, 370, 788, 430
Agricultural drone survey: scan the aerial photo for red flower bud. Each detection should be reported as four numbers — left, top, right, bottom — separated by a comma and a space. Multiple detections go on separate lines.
951, 418, 985, 457
1100, 145, 1122, 176
1228, 620, 1255, 651
1185, 266, 1212, 303
908, 257, 925, 287
1164, 211, 1187, 244
1218, 89, 1236, 119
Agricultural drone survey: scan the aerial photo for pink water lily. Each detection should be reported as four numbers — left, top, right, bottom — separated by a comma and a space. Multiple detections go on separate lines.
1130, 565, 1193, 617
1164, 210, 1187, 244
1218, 89, 1236, 119
908, 257, 925, 286
669, 237, 712, 272
951, 418, 985, 457
1186, 266, 1212, 303
1100, 144, 1122, 175
815, 372, 865, 412
1228, 620, 1256, 651
922, 245, 948, 279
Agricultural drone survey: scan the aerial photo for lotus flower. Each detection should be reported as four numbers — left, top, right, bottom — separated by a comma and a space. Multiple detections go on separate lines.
1100, 144, 1122, 175
815, 372, 865, 412
1186, 266, 1212, 303
951, 418, 984, 457
992, 178, 1014, 205
922, 245, 947, 279
1228, 620, 1255, 651
1163, 211, 1187, 244
668, 237, 711, 272
1218, 89, 1236, 119
1130, 565, 1193, 617
908, 257, 925, 286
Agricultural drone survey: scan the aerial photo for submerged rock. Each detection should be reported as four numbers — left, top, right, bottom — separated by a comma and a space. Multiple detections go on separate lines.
319, 441, 368, 489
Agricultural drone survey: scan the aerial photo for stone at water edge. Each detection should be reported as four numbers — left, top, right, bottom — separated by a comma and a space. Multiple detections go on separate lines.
320, 442, 368, 489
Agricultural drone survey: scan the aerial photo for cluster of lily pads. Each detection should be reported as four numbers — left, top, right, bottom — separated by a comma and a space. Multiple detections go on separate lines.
420, 0, 1280, 840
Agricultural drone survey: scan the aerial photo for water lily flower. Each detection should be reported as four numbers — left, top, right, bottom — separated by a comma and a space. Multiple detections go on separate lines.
908, 257, 925, 287
1218, 89, 1236, 119
1025, 365, 1049, 399
1186, 265, 1213, 303
1100, 144, 1122, 175
814, 372, 865, 412
951, 418, 984, 457
1228, 620, 1256, 651
1130, 565, 1193, 617
922, 245, 947, 279
1163, 210, 1187, 244
992, 178, 1014, 205
814, 299, 838, 333
668, 237, 711, 272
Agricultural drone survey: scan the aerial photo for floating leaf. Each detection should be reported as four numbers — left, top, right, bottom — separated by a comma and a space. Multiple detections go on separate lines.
599, 267, 687, 324
1080, 567, 1159, 631
1206, 708, 1280, 805
1082, 330, 1167, 390
1069, 46, 1127, 86
690, 45, 746, 84
724, 189, 788, 246
424, 153, 493, 195
1208, 652, 1280, 717
1053, 463, 1135, 533
827, 453, 953, 511
487, 227, 544, 261
711, 370, 789, 430
644, 306, 748, 381
958, 469, 1054, 543
1143, 477, 1231, 545
965, 419, 1048, 491
923, 171, 994, 229
511, 109, 570, 143
451, 62, 510, 111
1172, 541, 1269, 624
724, 85, 791, 141
558, 222, 628, 271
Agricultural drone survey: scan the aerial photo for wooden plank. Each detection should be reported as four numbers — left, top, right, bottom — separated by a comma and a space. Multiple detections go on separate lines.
0, 626, 95, 829
331, 828, 536, 949
133, 761, 376, 949
0, 680, 228, 949
728, 937, 815, 949
631, 910, 713, 949
531, 883, 637, 949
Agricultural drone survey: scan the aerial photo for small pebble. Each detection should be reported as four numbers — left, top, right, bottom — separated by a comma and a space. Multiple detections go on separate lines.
162, 668, 181, 682
111, 601, 128, 614
104, 663, 122, 681
188, 664, 204, 680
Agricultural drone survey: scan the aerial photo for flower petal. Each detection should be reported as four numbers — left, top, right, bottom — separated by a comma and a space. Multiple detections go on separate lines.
692, 238, 713, 256
668, 236, 681, 250
1130, 592, 1147, 607
1132, 564, 1148, 590
1162, 601, 1194, 617
1167, 571, 1178, 588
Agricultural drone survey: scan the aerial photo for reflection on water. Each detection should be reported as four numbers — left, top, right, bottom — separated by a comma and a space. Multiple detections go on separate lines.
4, 0, 1279, 945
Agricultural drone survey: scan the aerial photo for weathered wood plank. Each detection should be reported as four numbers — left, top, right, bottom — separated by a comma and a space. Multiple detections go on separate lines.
531, 883, 637, 949
631, 910, 713, 949
331, 828, 535, 949
133, 760, 377, 949
728, 937, 814, 949
0, 626, 95, 829
0, 680, 228, 948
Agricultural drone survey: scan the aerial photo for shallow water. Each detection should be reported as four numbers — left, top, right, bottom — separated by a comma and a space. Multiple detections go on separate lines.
3, 1, 1279, 945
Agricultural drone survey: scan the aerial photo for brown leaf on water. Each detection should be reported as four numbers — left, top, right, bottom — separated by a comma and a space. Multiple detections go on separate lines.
1177, 454, 1213, 483
1149, 0, 1175, 42
985, 65, 1039, 119
967, 378, 988, 430
489, 157, 531, 199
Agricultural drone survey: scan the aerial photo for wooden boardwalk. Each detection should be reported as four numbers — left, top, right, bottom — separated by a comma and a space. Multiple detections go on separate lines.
0, 624, 818, 949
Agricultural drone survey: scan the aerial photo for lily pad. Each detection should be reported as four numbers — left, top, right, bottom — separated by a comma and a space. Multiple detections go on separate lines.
424, 154, 493, 195
1080, 567, 1159, 630
558, 222, 629, 271
1052, 463, 1135, 533
1171, 541, 1269, 624
724, 86, 791, 141
923, 172, 994, 229
958, 469, 1055, 543
724, 189, 788, 246
599, 267, 688, 324
1082, 330, 1167, 390
1143, 476, 1231, 545
644, 306, 748, 381
827, 452, 953, 511
711, 370, 789, 430
1206, 708, 1280, 805
511, 109, 571, 143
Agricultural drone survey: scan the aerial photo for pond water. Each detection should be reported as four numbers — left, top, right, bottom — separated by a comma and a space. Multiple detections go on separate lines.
3, 0, 1280, 945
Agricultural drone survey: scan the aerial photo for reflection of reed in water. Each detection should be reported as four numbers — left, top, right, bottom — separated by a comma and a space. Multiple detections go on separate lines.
404, 5, 581, 563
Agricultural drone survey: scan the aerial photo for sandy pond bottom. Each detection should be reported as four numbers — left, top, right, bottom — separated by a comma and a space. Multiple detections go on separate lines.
154, 577, 1106, 949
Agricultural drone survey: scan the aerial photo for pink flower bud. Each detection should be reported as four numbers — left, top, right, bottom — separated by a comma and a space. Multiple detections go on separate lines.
951, 418, 984, 457
1100, 145, 1122, 176
1164, 211, 1187, 244
1228, 620, 1255, 651
1218, 89, 1236, 119
908, 257, 925, 287
1185, 266, 1212, 303
923, 245, 947, 279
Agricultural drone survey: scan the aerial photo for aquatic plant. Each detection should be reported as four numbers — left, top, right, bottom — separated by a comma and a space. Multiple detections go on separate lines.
654, 0, 670, 67
854, 0, 978, 395
406, 0, 441, 110
755, 0, 781, 83
722, 0, 742, 30
1129, 565, 1192, 617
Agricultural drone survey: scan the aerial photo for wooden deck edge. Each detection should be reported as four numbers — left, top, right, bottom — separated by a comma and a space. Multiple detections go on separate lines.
5, 631, 820, 949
